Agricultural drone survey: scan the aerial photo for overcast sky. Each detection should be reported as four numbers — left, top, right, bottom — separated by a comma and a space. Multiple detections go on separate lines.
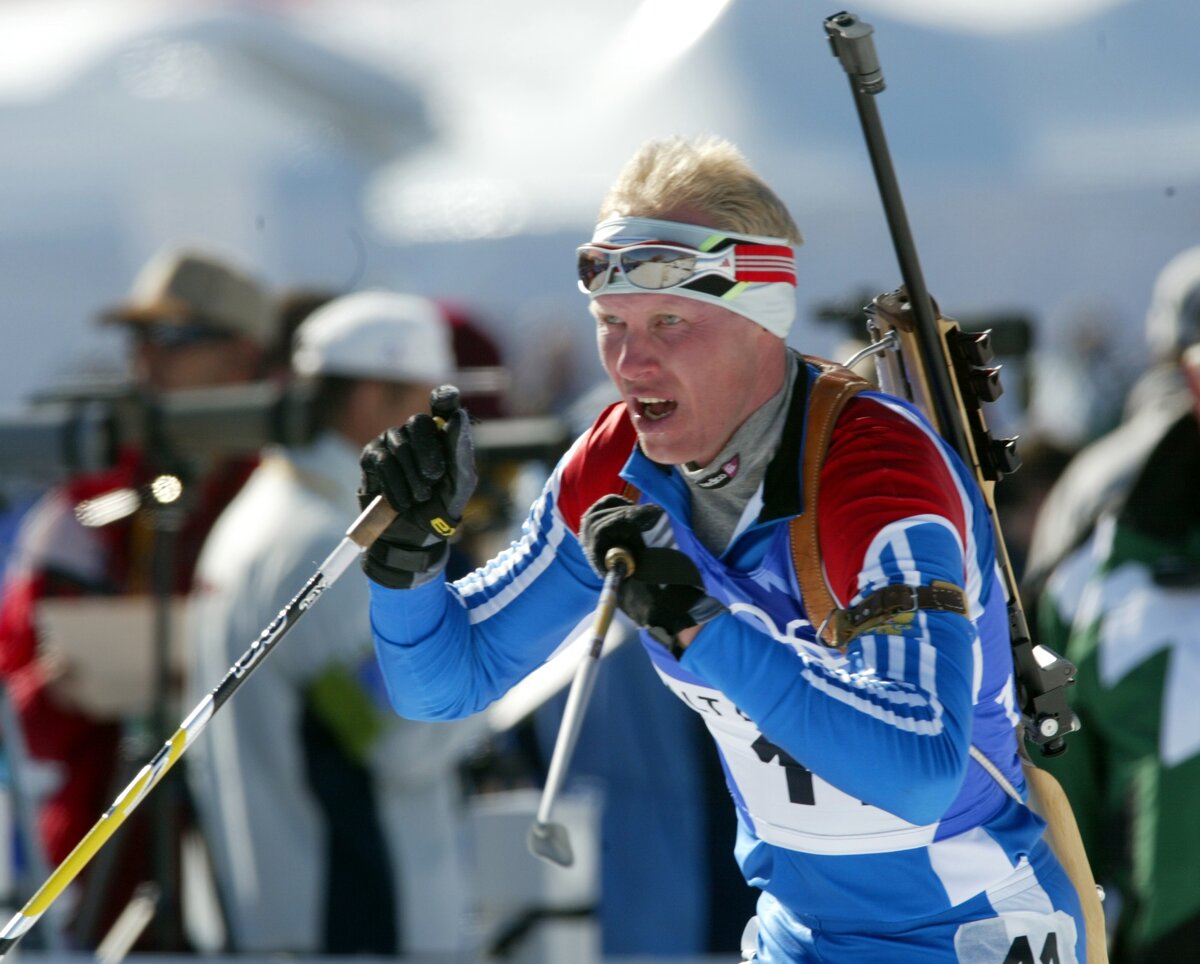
0, 0, 1193, 421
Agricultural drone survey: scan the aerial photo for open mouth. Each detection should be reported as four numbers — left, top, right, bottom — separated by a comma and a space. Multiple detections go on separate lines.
634, 397, 677, 422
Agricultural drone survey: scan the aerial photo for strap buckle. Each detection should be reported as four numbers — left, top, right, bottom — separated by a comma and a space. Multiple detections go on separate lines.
820, 581, 967, 649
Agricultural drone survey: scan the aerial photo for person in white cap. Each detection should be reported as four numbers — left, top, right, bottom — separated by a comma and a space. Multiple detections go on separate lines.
185, 290, 484, 956
1028, 249, 1200, 963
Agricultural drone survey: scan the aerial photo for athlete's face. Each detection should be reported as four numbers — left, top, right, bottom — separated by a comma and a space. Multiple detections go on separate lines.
594, 292, 787, 466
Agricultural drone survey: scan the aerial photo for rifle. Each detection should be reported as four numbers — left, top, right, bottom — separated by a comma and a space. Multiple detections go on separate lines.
824, 12, 1108, 961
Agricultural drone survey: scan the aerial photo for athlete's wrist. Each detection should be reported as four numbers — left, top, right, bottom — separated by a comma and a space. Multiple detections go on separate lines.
657, 596, 726, 659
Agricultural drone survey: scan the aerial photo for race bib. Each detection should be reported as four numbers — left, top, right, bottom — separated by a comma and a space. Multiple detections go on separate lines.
953, 910, 1078, 963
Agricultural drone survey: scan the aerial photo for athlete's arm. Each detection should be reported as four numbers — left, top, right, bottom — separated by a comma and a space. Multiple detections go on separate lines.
369, 468, 603, 721
368, 408, 639, 722
682, 397, 986, 826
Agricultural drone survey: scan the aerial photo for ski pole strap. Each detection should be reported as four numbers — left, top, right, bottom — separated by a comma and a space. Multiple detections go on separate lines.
821, 580, 968, 648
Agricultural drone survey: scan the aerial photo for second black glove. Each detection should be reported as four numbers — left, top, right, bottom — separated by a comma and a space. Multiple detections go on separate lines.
579, 495, 726, 656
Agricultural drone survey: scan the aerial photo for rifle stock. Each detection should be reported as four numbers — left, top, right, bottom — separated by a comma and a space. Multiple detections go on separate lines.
824, 12, 1108, 961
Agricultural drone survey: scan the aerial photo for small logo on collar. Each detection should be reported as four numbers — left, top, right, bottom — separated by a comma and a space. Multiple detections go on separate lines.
697, 454, 740, 489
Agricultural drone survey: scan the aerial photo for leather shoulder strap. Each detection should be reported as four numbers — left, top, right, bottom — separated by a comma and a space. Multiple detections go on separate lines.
789, 356, 870, 645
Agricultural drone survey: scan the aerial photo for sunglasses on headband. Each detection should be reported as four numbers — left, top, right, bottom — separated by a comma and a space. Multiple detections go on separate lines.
576, 240, 795, 294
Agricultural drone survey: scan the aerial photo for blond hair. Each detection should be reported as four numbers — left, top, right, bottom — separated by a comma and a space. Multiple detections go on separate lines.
597, 135, 803, 245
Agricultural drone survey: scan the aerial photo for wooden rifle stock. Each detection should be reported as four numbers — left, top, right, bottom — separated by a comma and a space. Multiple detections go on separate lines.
824, 12, 1108, 961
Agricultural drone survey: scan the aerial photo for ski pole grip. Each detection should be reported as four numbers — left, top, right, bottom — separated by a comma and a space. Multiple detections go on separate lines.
605, 547, 635, 579
347, 495, 397, 549
430, 384, 461, 425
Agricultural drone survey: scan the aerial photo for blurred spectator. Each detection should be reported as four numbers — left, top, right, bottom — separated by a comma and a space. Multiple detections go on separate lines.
185, 290, 485, 956
1024, 246, 1200, 600
1025, 301, 1137, 453
265, 286, 339, 379
0, 247, 271, 947
1031, 246, 1200, 962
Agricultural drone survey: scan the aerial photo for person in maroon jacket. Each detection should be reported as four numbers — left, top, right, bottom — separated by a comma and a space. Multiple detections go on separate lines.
0, 247, 271, 947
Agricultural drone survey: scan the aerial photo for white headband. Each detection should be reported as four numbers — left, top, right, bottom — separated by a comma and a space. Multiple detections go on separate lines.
580, 216, 798, 337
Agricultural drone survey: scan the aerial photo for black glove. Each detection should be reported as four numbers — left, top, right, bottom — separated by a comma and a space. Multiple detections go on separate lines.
358, 385, 477, 588
579, 495, 726, 656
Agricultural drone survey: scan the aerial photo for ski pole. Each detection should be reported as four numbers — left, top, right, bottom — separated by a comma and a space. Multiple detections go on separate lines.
527, 546, 633, 867
0, 493, 399, 958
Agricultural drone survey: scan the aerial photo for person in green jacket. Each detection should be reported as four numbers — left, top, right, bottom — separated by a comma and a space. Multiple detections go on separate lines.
1035, 246, 1200, 963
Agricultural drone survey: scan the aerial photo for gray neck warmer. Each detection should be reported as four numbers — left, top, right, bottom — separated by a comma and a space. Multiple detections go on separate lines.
680, 353, 798, 555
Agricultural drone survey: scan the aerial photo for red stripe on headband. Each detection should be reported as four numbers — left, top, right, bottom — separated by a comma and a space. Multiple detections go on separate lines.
733, 244, 796, 285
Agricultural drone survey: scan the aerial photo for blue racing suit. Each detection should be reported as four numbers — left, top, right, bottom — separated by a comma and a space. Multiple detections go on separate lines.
368, 358, 1085, 962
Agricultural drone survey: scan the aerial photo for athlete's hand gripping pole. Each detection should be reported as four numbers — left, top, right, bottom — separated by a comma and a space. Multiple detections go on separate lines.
527, 547, 633, 867
0, 388, 464, 959
824, 13, 1107, 961
358, 385, 476, 587
529, 496, 727, 866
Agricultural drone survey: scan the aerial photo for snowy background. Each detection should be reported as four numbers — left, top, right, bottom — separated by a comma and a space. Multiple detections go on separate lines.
0, 0, 1196, 428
